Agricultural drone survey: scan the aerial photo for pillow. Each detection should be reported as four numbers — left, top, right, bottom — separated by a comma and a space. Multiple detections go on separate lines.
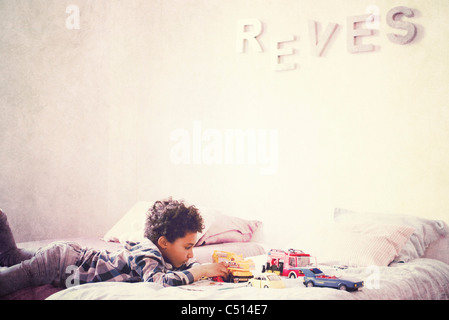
102, 201, 150, 243
334, 208, 449, 262
423, 237, 449, 265
309, 223, 415, 267
103, 201, 261, 246
195, 213, 262, 246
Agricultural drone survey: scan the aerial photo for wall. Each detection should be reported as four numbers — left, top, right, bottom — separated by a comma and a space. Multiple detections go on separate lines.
1, 0, 448, 242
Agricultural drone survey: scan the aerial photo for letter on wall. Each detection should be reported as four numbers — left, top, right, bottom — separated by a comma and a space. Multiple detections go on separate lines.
236, 19, 264, 53
272, 36, 296, 71
386, 6, 417, 45
347, 14, 375, 53
308, 20, 338, 57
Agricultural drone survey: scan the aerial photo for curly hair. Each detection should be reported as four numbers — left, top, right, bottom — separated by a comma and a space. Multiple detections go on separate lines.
144, 198, 204, 244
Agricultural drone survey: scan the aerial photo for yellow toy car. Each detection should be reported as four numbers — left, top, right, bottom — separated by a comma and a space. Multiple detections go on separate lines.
247, 273, 286, 289
212, 250, 254, 283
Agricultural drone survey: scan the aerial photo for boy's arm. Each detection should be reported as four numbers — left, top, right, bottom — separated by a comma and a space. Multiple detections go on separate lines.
137, 254, 192, 286
138, 254, 229, 286
144, 265, 196, 286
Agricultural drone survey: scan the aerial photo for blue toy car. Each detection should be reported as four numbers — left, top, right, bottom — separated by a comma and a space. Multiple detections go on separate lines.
300, 268, 364, 291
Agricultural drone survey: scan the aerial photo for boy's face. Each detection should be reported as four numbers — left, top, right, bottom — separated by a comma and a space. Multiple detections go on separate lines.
159, 232, 197, 268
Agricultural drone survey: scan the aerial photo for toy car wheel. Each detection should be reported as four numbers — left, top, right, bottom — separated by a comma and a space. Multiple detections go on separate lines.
288, 272, 297, 279
306, 281, 314, 288
338, 284, 347, 291
247, 282, 253, 287
264, 285, 269, 289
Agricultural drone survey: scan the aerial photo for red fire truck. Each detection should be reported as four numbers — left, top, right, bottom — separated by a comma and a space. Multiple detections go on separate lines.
263, 249, 315, 278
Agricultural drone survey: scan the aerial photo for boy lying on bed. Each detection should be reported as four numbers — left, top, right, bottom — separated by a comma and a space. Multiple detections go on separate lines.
0, 198, 229, 297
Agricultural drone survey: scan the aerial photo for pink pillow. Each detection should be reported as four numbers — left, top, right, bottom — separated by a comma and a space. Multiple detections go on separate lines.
196, 213, 262, 246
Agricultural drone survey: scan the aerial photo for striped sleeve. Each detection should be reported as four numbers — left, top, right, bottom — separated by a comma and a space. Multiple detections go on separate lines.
130, 242, 196, 287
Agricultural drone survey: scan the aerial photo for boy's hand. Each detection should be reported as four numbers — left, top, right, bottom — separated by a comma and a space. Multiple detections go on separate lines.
190, 262, 229, 281
203, 262, 229, 278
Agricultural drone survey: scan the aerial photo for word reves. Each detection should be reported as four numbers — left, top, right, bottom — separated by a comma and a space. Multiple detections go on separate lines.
236, 6, 418, 71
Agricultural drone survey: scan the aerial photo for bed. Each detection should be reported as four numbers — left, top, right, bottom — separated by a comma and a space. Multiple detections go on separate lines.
2, 204, 449, 300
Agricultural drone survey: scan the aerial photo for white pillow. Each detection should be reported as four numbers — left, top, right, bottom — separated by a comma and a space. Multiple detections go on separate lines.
334, 208, 449, 262
102, 201, 151, 243
308, 223, 415, 267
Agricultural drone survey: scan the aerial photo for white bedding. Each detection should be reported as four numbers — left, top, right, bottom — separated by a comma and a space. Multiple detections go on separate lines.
15, 204, 448, 301
47, 257, 449, 300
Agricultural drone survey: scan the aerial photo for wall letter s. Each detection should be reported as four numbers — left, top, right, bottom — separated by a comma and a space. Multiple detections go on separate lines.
387, 6, 417, 45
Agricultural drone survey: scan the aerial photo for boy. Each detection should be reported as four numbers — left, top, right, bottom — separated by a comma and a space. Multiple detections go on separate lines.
0, 198, 229, 297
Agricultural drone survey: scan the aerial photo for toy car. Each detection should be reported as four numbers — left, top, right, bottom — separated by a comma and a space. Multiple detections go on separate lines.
263, 249, 316, 278
300, 267, 364, 291
247, 273, 286, 289
212, 250, 254, 283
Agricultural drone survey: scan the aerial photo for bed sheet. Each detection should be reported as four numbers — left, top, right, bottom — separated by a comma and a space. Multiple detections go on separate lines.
47, 257, 449, 300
